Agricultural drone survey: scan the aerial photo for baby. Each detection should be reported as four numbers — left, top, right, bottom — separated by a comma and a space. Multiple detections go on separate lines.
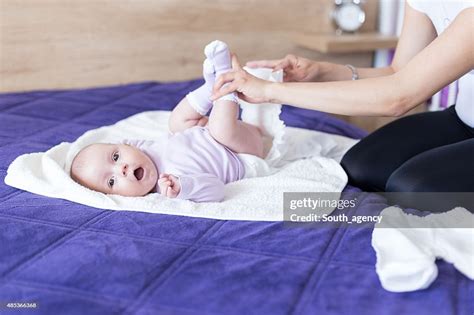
70, 41, 267, 202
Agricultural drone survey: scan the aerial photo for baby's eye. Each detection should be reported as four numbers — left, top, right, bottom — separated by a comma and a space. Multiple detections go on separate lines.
108, 177, 115, 188
112, 151, 119, 162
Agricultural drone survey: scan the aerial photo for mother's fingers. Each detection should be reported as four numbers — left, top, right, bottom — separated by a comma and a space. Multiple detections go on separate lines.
231, 53, 242, 71
212, 72, 237, 97
273, 59, 291, 72
211, 81, 239, 101
246, 59, 280, 69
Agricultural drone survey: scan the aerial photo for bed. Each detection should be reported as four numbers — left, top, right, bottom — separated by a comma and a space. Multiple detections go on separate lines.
0, 80, 472, 315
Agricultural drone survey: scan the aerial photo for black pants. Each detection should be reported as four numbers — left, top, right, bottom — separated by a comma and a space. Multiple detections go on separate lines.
341, 106, 474, 212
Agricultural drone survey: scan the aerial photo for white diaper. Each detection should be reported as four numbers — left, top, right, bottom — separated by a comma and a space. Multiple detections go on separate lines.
236, 67, 357, 178
237, 67, 287, 178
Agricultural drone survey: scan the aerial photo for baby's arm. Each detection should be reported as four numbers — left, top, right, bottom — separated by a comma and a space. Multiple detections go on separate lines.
159, 173, 225, 202
157, 173, 181, 198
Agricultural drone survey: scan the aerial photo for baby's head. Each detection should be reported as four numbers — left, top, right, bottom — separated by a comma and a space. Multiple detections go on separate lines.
70, 143, 158, 196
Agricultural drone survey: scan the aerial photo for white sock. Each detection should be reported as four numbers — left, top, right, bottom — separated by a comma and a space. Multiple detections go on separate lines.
204, 40, 238, 104
185, 59, 215, 115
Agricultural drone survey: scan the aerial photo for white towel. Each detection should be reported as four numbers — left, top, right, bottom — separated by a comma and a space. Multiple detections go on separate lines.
372, 206, 474, 292
4, 108, 358, 221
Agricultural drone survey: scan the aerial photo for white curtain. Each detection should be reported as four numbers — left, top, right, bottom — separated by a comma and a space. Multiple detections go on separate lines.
374, 0, 404, 68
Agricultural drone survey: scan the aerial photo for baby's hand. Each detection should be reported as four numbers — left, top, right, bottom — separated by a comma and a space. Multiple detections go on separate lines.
158, 174, 181, 198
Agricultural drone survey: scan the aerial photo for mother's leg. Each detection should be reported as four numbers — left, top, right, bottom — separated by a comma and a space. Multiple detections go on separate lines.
385, 139, 474, 212
340, 106, 472, 192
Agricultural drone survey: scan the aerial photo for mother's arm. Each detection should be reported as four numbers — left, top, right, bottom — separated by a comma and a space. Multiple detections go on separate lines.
247, 2, 437, 82
213, 8, 473, 117
270, 6, 473, 117
357, 0, 438, 79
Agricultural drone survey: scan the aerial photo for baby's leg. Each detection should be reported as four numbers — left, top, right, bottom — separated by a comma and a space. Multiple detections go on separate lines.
208, 100, 265, 158
169, 59, 214, 133
204, 40, 264, 157
169, 98, 208, 133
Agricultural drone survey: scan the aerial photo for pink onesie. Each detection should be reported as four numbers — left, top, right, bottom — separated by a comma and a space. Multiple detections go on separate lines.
124, 126, 245, 202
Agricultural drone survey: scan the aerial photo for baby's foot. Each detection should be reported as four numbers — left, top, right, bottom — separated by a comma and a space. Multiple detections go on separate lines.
205, 40, 232, 77
202, 58, 215, 89
204, 40, 238, 104
185, 58, 216, 115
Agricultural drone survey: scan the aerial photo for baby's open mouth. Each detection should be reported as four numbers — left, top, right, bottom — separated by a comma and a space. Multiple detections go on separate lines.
133, 167, 144, 180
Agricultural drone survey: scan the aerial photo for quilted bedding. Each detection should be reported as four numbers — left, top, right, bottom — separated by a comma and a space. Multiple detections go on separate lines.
0, 80, 472, 315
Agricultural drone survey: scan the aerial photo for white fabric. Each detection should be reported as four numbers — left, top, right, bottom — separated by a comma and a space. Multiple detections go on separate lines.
372, 206, 474, 292
406, 0, 474, 127
4, 110, 358, 221
238, 67, 286, 177
237, 67, 357, 178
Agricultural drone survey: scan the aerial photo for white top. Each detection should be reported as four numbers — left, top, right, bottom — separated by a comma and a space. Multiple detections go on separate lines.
407, 0, 474, 127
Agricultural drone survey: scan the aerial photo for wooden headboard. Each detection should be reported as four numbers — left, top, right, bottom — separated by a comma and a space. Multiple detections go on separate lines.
0, 0, 378, 92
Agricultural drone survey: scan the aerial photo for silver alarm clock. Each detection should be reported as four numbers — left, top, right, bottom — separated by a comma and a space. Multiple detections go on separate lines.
332, 0, 366, 34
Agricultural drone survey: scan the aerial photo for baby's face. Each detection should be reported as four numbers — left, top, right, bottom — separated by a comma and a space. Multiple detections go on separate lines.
72, 143, 158, 196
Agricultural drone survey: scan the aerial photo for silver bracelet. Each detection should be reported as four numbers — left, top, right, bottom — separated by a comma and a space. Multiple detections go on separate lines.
345, 64, 359, 81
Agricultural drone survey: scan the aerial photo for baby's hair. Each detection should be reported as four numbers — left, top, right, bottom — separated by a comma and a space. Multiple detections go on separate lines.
70, 144, 96, 187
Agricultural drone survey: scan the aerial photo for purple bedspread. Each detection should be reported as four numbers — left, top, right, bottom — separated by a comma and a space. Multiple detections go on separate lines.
0, 80, 472, 315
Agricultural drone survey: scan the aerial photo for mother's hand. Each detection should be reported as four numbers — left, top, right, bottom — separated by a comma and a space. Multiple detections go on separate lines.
246, 54, 320, 82
211, 53, 273, 104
